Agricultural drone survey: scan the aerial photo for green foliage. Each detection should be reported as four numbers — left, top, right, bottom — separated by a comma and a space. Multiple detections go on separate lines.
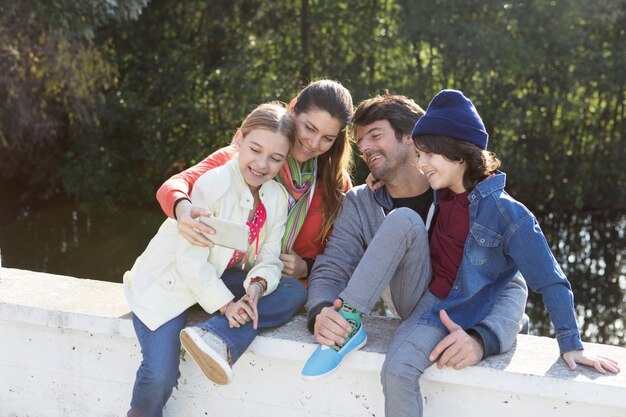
0, 0, 623, 343
0, 0, 147, 195
394, 0, 625, 217
3, 0, 623, 210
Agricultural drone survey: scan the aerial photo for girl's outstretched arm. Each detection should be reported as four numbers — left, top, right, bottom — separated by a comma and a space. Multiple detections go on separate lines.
174, 199, 214, 247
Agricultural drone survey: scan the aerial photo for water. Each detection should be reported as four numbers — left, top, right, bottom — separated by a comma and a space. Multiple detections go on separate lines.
0, 195, 164, 283
0, 193, 624, 346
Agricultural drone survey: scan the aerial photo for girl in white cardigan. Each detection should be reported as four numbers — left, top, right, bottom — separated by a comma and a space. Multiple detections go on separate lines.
124, 102, 306, 417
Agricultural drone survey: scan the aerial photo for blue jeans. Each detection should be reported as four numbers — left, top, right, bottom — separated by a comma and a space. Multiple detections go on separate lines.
381, 290, 445, 417
129, 269, 307, 417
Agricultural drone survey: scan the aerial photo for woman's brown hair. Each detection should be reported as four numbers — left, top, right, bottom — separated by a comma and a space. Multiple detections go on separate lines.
293, 80, 354, 241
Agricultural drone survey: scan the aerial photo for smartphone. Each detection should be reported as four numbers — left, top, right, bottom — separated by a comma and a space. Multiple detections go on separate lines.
198, 216, 250, 252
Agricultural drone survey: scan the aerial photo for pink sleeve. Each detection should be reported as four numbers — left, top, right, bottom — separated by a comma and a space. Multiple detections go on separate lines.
156, 145, 238, 218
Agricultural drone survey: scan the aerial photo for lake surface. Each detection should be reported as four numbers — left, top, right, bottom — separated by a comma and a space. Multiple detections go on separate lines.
1, 192, 624, 346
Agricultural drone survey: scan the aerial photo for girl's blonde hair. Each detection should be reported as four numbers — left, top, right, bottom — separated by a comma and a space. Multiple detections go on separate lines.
240, 101, 296, 149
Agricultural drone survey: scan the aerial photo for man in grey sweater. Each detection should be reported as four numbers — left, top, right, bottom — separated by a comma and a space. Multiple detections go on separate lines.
303, 94, 527, 413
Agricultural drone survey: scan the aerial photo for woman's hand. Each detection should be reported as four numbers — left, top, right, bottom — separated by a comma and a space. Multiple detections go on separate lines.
223, 298, 255, 329
365, 172, 385, 192
562, 349, 620, 374
280, 252, 308, 278
175, 200, 215, 247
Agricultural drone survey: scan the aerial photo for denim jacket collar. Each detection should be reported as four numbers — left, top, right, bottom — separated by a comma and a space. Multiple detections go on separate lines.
470, 170, 506, 200
433, 171, 508, 207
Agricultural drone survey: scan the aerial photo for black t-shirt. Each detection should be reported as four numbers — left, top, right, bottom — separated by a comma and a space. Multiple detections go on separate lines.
391, 189, 434, 224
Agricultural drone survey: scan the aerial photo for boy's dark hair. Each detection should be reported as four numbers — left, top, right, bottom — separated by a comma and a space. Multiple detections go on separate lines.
351, 93, 425, 141
414, 134, 501, 191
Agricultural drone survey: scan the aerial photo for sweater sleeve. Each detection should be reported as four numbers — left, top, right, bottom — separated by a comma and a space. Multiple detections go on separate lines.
156, 145, 238, 219
306, 191, 367, 332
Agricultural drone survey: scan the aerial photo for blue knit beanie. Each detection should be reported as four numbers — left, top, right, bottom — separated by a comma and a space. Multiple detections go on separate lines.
412, 89, 488, 149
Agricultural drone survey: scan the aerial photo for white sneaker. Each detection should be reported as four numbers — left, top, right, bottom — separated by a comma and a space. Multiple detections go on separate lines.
180, 326, 234, 385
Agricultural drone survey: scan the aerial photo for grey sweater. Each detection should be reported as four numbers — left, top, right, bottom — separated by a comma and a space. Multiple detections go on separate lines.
306, 184, 528, 358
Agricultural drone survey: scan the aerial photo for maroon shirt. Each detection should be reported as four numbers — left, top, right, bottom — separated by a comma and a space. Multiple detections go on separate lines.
428, 188, 470, 299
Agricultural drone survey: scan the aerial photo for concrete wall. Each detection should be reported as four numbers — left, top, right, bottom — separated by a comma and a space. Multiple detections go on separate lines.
1, 268, 624, 417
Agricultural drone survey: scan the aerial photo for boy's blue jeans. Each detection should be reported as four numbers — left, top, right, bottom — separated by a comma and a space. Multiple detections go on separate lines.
129, 269, 307, 417
381, 290, 445, 417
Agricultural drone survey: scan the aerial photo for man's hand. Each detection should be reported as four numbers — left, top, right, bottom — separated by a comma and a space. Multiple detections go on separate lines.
175, 200, 215, 247
313, 299, 351, 346
280, 252, 308, 278
429, 310, 484, 369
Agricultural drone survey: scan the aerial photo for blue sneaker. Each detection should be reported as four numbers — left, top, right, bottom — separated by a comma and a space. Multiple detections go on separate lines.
301, 325, 368, 380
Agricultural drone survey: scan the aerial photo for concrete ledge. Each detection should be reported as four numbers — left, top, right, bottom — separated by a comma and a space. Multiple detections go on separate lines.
1, 268, 624, 417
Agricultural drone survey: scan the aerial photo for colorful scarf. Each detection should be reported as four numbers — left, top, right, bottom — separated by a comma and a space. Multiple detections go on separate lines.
276, 156, 317, 253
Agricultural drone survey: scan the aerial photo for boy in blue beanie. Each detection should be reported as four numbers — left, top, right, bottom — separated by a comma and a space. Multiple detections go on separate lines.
400, 89, 617, 416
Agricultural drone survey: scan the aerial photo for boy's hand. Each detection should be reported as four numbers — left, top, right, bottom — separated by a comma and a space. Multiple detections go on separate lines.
365, 173, 385, 192
562, 349, 620, 374
429, 310, 484, 369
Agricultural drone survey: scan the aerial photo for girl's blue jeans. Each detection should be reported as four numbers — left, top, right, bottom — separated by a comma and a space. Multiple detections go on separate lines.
129, 269, 307, 417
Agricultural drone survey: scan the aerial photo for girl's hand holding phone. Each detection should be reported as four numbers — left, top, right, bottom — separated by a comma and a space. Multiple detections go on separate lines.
175, 200, 215, 247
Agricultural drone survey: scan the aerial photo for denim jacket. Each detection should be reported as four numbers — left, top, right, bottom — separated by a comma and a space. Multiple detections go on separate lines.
420, 171, 583, 354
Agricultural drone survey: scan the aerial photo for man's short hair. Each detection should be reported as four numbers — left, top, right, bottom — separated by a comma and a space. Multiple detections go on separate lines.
351, 93, 425, 141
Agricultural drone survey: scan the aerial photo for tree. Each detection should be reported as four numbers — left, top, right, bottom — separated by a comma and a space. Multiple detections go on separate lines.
0, 0, 147, 197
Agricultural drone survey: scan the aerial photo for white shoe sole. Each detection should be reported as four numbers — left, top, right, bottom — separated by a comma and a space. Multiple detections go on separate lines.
180, 328, 233, 385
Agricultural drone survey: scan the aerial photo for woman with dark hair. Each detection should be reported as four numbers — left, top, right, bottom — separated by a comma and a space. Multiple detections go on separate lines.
157, 79, 354, 284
